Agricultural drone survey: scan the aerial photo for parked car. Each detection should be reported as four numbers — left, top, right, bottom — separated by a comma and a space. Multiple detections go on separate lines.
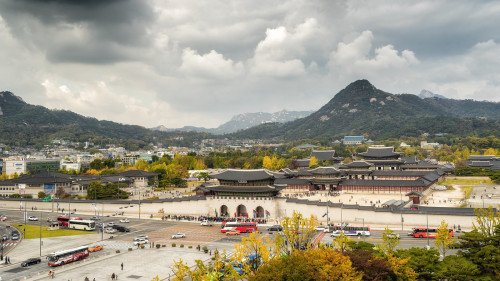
11, 232, 20, 240
89, 245, 104, 252
0, 215, 7, 221
226, 230, 241, 236
267, 225, 282, 231
105, 227, 117, 234
29, 216, 38, 221
171, 233, 186, 239
21, 257, 41, 267
107, 222, 116, 227
90, 216, 100, 220
119, 219, 130, 223
133, 239, 148, 246
134, 235, 148, 241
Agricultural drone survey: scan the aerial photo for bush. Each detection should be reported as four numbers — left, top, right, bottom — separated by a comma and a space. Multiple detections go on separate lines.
116, 249, 120, 253
172, 243, 176, 247
156, 244, 161, 248
128, 248, 132, 251
140, 245, 145, 249
188, 245, 193, 248
180, 244, 184, 248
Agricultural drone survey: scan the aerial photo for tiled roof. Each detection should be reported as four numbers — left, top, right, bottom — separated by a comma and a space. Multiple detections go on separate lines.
295, 144, 319, 149
343, 136, 364, 142
339, 179, 428, 187
294, 159, 310, 167
116, 170, 160, 177
346, 161, 372, 168
209, 169, 274, 181
309, 166, 341, 175
274, 178, 312, 185
359, 147, 400, 158
469, 161, 493, 167
204, 185, 278, 193
372, 170, 429, 176
310, 150, 337, 161
0, 179, 15, 186
468, 155, 495, 161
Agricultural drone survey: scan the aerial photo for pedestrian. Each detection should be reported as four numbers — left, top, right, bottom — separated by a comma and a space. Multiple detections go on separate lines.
121, 262, 123, 270
48, 270, 52, 277
7, 257, 10, 264
85, 277, 89, 281
93, 278, 96, 281
51, 271, 55, 279
111, 273, 115, 280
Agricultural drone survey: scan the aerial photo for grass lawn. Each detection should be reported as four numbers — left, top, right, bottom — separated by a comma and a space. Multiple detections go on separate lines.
438, 178, 492, 185
460, 186, 474, 199
14, 224, 95, 239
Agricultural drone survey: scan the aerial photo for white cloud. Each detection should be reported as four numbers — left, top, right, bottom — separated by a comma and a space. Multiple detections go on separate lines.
329, 30, 419, 77
179, 48, 244, 79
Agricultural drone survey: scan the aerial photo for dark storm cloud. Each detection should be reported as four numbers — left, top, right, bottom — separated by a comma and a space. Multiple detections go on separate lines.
0, 0, 155, 63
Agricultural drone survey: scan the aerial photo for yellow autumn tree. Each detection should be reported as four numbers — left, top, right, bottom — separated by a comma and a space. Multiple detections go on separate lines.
380, 226, 400, 254
135, 159, 150, 171
280, 211, 317, 252
434, 219, 455, 258
86, 169, 100, 175
386, 254, 418, 281
309, 156, 319, 168
232, 232, 273, 276
262, 156, 272, 170
332, 232, 351, 252
473, 206, 500, 236
484, 148, 497, 156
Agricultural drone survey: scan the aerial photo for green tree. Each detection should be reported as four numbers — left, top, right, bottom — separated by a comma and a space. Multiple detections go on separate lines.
380, 226, 400, 254
434, 256, 480, 281
332, 233, 351, 252
395, 247, 440, 280
37, 191, 47, 199
434, 220, 455, 258
473, 206, 500, 236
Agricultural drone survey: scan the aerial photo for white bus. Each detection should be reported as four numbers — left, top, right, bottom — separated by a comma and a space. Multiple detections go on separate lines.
68, 219, 96, 231
329, 225, 371, 237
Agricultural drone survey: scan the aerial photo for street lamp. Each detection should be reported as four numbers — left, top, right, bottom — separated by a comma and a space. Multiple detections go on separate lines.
400, 189, 404, 231
355, 217, 365, 242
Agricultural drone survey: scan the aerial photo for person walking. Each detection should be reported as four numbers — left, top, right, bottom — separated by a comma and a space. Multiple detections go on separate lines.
111, 273, 115, 280
85, 277, 89, 281
121, 262, 123, 270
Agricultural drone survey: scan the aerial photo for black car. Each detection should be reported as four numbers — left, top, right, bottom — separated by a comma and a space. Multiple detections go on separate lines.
267, 225, 282, 231
21, 257, 41, 267
116, 226, 130, 232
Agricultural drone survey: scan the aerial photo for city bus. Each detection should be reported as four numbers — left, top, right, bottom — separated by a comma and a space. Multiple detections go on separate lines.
68, 219, 95, 231
329, 225, 371, 237
220, 222, 257, 233
409, 227, 453, 238
57, 216, 82, 227
47, 246, 89, 267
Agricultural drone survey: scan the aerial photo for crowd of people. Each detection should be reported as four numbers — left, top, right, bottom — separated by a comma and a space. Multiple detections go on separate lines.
161, 214, 268, 224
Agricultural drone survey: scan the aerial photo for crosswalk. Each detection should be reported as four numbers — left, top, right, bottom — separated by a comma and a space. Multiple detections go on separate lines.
1, 242, 19, 247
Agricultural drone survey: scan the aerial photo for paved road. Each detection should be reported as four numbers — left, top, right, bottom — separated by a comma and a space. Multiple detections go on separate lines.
0, 208, 467, 280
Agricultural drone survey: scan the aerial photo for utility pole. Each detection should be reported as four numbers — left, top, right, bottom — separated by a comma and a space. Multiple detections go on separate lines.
400, 189, 404, 231
39, 211, 42, 256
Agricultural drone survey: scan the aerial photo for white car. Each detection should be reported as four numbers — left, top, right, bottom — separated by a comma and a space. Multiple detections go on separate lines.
134, 235, 148, 241
171, 233, 186, 239
119, 219, 130, 223
105, 228, 117, 234
314, 225, 326, 231
133, 239, 149, 246
28, 216, 38, 221
107, 222, 116, 227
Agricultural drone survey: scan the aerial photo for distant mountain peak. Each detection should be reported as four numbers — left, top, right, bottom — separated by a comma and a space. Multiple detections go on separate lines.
418, 89, 448, 99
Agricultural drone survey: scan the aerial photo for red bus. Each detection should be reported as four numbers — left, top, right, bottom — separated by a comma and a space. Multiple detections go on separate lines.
57, 216, 82, 227
410, 227, 453, 238
48, 246, 89, 267
221, 222, 257, 233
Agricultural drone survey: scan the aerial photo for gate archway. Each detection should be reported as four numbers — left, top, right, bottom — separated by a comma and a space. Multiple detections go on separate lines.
237, 205, 247, 217
220, 205, 228, 217
256, 206, 265, 218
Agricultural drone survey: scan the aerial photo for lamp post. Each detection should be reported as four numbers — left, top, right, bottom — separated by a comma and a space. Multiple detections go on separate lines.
426, 213, 430, 247
355, 217, 365, 242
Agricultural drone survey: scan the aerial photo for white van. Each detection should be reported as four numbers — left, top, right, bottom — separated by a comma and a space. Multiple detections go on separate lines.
200, 220, 214, 226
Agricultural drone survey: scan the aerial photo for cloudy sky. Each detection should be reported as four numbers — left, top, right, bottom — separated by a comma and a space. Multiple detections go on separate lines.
0, 0, 499, 128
